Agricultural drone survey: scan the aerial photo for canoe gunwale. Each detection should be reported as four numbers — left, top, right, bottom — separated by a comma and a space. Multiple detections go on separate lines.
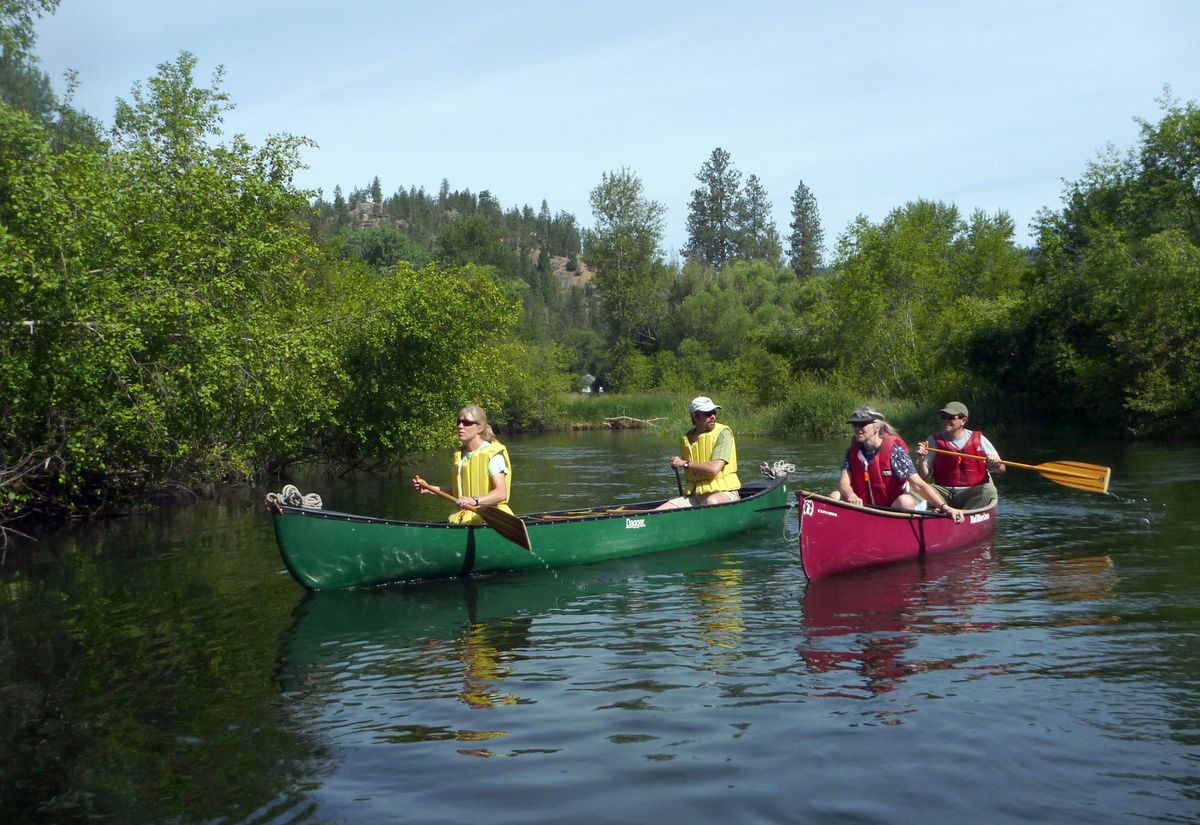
794, 489, 997, 521
276, 476, 787, 529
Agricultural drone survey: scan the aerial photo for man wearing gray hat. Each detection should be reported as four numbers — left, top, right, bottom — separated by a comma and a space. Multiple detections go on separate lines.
656, 396, 741, 510
915, 401, 1005, 510
831, 406, 964, 522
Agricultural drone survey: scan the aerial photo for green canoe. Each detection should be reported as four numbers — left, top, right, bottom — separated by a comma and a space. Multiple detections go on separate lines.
272, 476, 789, 590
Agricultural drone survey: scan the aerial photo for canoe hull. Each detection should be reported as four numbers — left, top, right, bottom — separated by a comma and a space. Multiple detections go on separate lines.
797, 490, 997, 580
274, 478, 788, 590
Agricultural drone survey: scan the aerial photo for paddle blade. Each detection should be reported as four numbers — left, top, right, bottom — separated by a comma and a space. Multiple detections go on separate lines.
1035, 460, 1111, 494
477, 505, 533, 552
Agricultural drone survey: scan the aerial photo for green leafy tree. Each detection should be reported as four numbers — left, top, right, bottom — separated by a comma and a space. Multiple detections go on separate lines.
788, 180, 824, 278
981, 93, 1200, 433
0, 0, 58, 62
583, 167, 669, 350
340, 223, 431, 269
684, 147, 742, 268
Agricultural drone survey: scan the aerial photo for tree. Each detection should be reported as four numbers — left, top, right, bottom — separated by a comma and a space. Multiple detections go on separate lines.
583, 167, 669, 349
736, 174, 782, 265
370, 175, 382, 204
788, 180, 824, 278
684, 147, 742, 269
0, 0, 58, 62
980, 93, 1200, 434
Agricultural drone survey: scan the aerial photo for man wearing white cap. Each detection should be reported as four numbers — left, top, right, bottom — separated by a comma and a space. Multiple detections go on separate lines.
655, 396, 741, 510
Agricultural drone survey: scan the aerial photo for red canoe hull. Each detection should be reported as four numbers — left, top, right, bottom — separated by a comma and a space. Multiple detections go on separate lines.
797, 490, 997, 580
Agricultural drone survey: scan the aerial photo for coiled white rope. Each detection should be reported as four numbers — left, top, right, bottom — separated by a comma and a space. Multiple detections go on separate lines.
760, 460, 796, 479
265, 483, 323, 510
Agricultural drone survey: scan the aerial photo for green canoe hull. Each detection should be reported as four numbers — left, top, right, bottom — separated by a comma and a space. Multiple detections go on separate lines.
272, 477, 789, 590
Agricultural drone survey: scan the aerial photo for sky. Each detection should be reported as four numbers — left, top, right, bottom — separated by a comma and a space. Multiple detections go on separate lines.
32, 0, 1200, 257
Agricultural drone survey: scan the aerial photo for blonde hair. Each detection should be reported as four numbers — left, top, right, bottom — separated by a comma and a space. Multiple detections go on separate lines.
458, 405, 496, 441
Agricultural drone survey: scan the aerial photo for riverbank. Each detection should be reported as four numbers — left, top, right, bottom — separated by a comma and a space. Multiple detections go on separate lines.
557, 389, 934, 439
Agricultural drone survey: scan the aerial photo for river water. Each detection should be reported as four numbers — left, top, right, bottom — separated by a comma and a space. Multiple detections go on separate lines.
1, 431, 1197, 823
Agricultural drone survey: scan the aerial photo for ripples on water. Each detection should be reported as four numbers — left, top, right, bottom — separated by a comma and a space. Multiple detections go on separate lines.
3, 435, 1199, 823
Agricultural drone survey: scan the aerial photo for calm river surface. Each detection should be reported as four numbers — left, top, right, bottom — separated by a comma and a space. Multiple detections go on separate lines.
2, 430, 1198, 823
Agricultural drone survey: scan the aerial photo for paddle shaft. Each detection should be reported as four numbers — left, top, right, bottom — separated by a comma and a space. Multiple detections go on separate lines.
674, 466, 685, 496
413, 477, 533, 552
925, 447, 1093, 480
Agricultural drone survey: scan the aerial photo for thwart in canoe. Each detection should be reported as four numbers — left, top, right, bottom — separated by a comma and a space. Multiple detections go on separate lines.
796, 490, 997, 580
272, 477, 789, 590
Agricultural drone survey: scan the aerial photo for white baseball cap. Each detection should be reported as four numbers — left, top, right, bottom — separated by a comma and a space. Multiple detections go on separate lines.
689, 396, 721, 414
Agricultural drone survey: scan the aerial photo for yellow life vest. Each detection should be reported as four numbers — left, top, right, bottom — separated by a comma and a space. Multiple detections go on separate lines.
449, 441, 513, 525
681, 423, 740, 495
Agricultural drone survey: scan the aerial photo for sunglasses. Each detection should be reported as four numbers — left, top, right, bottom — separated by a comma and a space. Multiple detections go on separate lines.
457, 419, 478, 427
940, 414, 965, 421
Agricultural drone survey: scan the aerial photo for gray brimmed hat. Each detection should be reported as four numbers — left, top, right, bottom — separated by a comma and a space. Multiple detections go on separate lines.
847, 406, 885, 424
940, 401, 969, 417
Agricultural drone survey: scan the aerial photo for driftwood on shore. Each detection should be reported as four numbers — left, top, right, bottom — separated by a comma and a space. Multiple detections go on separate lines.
606, 416, 664, 429
569, 416, 665, 431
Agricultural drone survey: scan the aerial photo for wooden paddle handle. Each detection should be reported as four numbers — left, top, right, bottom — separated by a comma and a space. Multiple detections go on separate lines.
414, 476, 477, 510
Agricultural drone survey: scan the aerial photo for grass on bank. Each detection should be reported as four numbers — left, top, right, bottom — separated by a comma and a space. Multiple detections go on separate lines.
560, 387, 932, 440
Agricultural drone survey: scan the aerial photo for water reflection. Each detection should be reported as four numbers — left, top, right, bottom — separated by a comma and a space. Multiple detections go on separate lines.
278, 546, 758, 757
799, 545, 996, 701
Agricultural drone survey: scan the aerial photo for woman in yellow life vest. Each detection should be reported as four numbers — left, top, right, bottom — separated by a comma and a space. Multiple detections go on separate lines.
411, 405, 513, 525
655, 396, 741, 510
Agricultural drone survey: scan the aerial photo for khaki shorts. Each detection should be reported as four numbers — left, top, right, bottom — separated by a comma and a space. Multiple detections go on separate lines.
658, 490, 741, 510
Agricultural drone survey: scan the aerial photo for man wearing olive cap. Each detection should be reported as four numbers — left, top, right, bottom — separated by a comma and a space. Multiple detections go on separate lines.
915, 401, 1005, 510
656, 396, 741, 510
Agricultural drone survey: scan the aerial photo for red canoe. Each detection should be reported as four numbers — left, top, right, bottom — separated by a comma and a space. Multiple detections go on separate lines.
796, 490, 998, 580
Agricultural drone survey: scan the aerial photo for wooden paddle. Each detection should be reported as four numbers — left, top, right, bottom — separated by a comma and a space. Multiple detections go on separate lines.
674, 466, 685, 497
413, 477, 533, 552
925, 447, 1111, 494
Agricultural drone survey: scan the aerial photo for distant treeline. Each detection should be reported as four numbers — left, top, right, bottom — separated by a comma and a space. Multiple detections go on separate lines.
1, 0, 1198, 533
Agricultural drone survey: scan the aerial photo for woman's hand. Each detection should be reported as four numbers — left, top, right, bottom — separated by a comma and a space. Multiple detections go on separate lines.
915, 440, 928, 459
412, 476, 434, 495
941, 504, 964, 523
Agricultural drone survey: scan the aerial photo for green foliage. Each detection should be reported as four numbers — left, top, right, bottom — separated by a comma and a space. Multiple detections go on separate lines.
736, 174, 783, 266
608, 341, 655, 393
340, 224, 431, 269
779, 200, 1023, 399
0, 53, 531, 522
494, 341, 572, 430
684, 147, 742, 268
321, 262, 519, 465
0, 0, 57, 62
770, 380, 861, 439
583, 167, 669, 349
788, 180, 824, 278
982, 93, 1200, 433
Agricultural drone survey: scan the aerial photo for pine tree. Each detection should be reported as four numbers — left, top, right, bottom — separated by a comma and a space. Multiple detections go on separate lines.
736, 174, 783, 265
684, 147, 742, 269
788, 180, 824, 278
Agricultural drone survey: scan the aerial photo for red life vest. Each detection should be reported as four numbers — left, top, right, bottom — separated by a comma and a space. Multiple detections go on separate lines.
931, 430, 989, 486
848, 433, 911, 505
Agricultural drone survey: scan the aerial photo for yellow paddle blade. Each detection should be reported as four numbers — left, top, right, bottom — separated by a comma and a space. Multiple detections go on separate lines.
475, 505, 533, 551
1033, 460, 1111, 494
923, 447, 1112, 495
